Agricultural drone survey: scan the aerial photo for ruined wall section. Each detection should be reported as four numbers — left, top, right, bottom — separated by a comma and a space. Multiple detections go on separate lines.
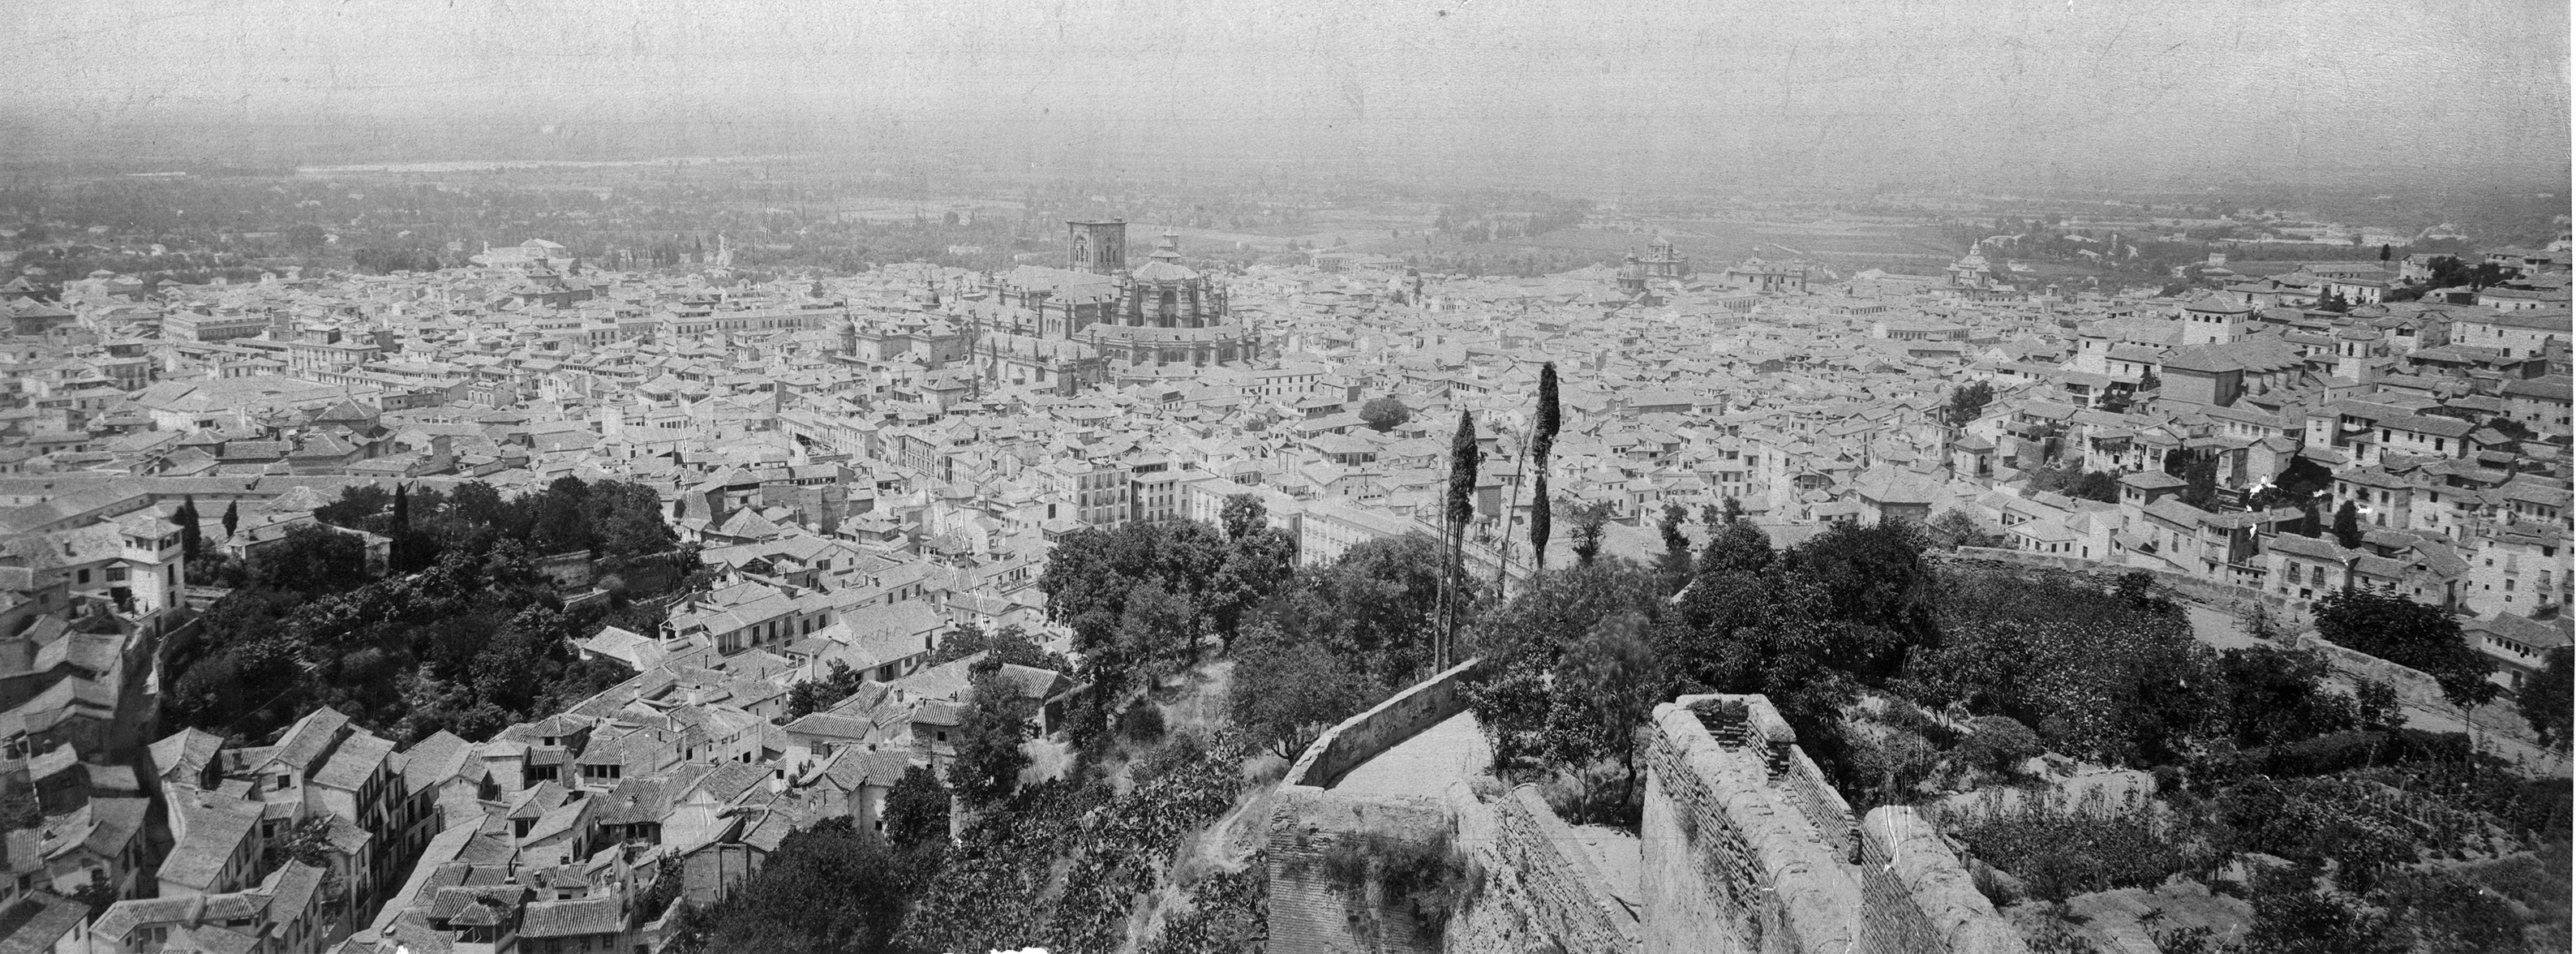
1443, 784, 1642, 954
1265, 669, 2029, 954
1641, 694, 2027, 954
1858, 808, 2031, 954
1266, 789, 1449, 954
1266, 658, 1484, 954
1640, 696, 1861, 954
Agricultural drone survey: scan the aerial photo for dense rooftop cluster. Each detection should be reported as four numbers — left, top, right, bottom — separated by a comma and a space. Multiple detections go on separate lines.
0, 203, 2562, 953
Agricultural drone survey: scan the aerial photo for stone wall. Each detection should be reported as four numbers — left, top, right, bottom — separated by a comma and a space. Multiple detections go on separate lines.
535, 548, 595, 590
1940, 548, 2308, 626
1639, 696, 1859, 954
1267, 656, 1484, 954
1639, 694, 2028, 954
2294, 633, 2452, 710
1265, 788, 1449, 954
1267, 668, 2033, 954
1284, 656, 1483, 789
1776, 744, 1859, 863
1470, 786, 1640, 954
1858, 808, 2028, 954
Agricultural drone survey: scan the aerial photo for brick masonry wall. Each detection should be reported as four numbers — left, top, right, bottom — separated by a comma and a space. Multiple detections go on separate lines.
1265, 788, 1449, 954
1641, 695, 2027, 954
1266, 657, 1486, 954
1776, 745, 1860, 863
1482, 786, 1640, 954
1639, 698, 1858, 954
1266, 668, 2033, 954
1858, 808, 2031, 954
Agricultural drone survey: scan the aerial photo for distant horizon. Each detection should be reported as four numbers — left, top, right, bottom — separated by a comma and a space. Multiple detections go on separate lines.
2, 128, 2565, 206
3, 0, 2565, 194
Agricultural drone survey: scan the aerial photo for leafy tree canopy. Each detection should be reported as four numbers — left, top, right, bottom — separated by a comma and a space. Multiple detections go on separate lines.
2313, 588, 2496, 710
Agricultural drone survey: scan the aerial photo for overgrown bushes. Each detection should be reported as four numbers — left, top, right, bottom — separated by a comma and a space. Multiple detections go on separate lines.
1945, 790, 2198, 902
895, 729, 1256, 953
1315, 828, 1482, 938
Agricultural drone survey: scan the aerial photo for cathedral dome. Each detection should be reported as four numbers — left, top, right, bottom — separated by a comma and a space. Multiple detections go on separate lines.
1131, 260, 1200, 282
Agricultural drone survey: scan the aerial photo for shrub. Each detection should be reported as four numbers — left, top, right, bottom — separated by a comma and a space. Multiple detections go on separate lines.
1316, 828, 1481, 938
1850, 728, 1938, 807
1958, 716, 2046, 776
1876, 700, 1963, 747
1687, 698, 1750, 739
1118, 703, 1168, 745
1947, 791, 2192, 901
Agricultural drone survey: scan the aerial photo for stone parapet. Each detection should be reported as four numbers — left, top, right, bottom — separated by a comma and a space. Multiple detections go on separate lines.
1640, 697, 1860, 954
1266, 656, 1485, 954
1283, 656, 1483, 790
1639, 694, 2025, 954
1859, 808, 2031, 954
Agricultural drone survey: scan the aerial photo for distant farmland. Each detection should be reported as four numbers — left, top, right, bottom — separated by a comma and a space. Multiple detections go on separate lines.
1492, 219, 1963, 274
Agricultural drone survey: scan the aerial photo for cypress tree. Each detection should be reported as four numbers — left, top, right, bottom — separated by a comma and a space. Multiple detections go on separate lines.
174, 496, 203, 560
1529, 472, 1552, 574
221, 501, 239, 539
1534, 363, 1561, 466
391, 484, 412, 571
1447, 410, 1479, 535
1522, 362, 1564, 579
1440, 410, 1480, 669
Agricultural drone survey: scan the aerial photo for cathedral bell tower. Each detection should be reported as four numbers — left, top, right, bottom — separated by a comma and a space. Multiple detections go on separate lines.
1068, 220, 1127, 274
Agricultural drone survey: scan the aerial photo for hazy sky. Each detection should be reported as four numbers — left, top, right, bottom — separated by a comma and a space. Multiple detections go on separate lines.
3, 0, 2566, 183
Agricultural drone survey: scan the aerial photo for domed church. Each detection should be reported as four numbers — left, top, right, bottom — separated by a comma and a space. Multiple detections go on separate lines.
970, 220, 1259, 389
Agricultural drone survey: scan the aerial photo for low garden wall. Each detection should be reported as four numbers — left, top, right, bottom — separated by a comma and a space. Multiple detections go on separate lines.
1283, 656, 1484, 789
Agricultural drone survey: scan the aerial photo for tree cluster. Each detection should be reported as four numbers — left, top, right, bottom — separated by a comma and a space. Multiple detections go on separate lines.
2312, 588, 2497, 711
2023, 461, 2121, 503
663, 817, 922, 954
170, 478, 678, 745
348, 247, 444, 274
1035, 495, 1298, 735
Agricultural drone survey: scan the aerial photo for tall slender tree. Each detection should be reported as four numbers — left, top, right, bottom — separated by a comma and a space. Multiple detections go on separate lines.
174, 496, 204, 561
1534, 363, 1561, 466
1528, 472, 1552, 576
1442, 410, 1480, 669
1526, 362, 1564, 576
1492, 361, 1568, 603
390, 484, 414, 572
221, 501, 239, 539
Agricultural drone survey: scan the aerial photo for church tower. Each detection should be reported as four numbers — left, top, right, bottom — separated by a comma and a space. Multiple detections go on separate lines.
1068, 220, 1127, 274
